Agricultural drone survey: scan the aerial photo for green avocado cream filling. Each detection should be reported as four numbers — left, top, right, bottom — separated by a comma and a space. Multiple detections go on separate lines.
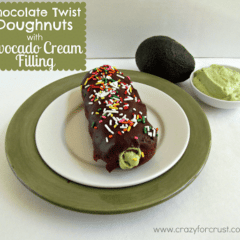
193, 64, 240, 101
119, 147, 142, 170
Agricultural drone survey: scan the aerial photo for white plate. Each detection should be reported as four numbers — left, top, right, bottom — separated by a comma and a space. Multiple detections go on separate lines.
35, 82, 190, 188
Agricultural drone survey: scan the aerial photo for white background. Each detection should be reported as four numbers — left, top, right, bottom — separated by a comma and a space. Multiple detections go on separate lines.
2, 0, 240, 57
1, 0, 240, 240
84, 0, 240, 58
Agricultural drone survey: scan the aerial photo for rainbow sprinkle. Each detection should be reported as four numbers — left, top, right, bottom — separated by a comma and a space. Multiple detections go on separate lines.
80, 65, 158, 143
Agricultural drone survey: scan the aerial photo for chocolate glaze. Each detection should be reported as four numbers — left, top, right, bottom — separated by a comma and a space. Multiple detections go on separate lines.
80, 65, 158, 172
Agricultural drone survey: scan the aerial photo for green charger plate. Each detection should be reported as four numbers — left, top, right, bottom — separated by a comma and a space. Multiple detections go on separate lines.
5, 70, 211, 214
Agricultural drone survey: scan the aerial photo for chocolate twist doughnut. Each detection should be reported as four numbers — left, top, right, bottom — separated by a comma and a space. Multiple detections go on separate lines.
80, 65, 158, 172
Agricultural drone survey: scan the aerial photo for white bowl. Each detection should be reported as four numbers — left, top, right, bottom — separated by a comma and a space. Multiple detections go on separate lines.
190, 65, 240, 109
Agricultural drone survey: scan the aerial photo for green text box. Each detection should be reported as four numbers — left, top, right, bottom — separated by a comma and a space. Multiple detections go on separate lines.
0, 2, 86, 71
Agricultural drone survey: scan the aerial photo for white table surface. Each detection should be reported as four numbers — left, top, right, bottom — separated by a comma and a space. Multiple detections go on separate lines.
1, 58, 240, 240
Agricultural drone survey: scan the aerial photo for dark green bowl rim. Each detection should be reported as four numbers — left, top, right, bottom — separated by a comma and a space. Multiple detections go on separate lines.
5, 70, 211, 214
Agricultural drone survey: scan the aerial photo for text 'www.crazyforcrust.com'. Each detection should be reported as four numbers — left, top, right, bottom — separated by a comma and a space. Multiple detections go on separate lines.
153, 226, 240, 234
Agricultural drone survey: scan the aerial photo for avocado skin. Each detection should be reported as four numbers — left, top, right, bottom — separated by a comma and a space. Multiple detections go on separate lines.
135, 36, 195, 83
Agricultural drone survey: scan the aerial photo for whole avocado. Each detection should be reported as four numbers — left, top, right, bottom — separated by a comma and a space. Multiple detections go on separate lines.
135, 36, 195, 83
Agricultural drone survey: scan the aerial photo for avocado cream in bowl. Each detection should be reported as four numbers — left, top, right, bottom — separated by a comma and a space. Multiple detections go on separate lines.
190, 64, 240, 109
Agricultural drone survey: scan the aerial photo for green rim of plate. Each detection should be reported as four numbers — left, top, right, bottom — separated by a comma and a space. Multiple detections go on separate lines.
5, 70, 211, 214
